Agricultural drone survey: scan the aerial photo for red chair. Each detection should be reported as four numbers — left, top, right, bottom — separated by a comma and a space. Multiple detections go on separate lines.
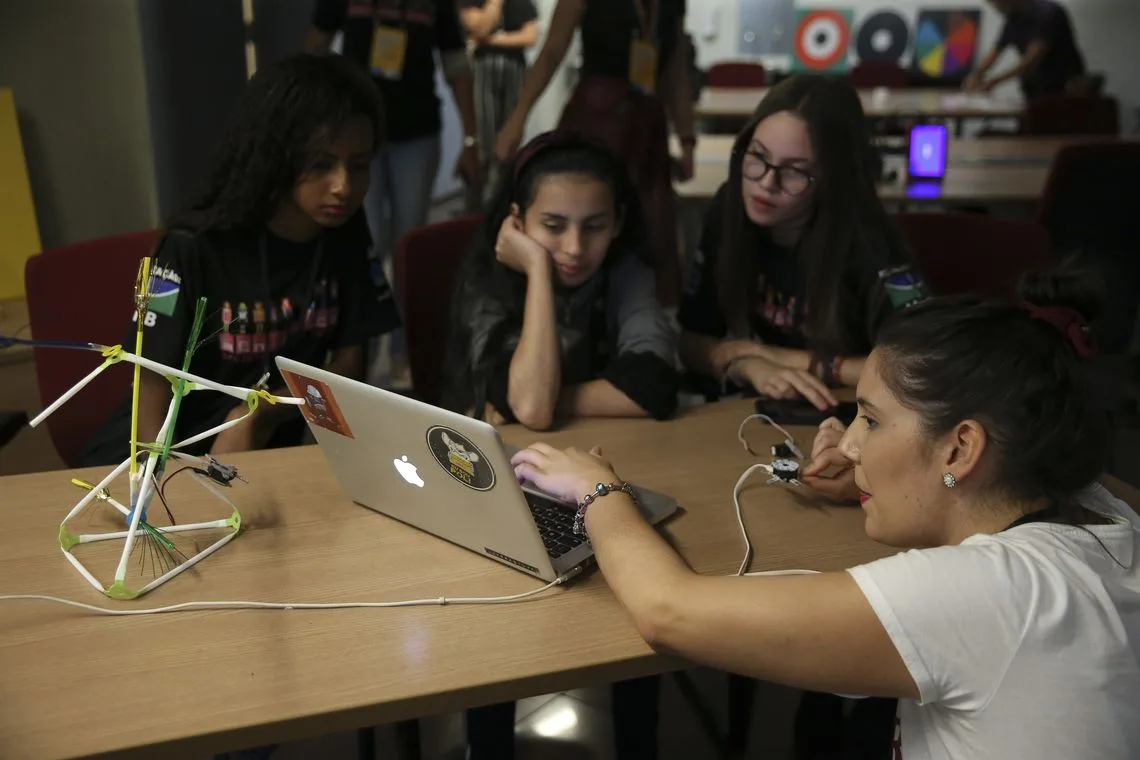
395, 215, 482, 407
24, 230, 158, 467
849, 61, 910, 89
706, 61, 767, 88
893, 213, 1055, 298
1023, 95, 1120, 136
1038, 142, 1140, 353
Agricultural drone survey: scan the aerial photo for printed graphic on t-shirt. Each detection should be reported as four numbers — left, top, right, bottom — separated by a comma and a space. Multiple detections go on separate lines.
280, 370, 355, 439
217, 279, 340, 362
756, 273, 802, 339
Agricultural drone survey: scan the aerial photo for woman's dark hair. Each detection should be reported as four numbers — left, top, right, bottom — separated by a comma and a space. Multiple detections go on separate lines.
441, 131, 650, 413
874, 264, 1109, 518
168, 53, 383, 233
718, 74, 911, 353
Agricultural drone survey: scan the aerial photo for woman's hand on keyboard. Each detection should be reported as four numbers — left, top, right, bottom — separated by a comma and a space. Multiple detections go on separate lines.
511, 443, 619, 505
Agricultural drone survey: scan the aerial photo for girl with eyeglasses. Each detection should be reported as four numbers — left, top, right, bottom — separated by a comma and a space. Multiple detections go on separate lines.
677, 72, 926, 758
678, 74, 926, 413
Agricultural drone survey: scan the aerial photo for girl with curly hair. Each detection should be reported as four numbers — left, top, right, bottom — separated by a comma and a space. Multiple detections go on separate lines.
82, 54, 401, 465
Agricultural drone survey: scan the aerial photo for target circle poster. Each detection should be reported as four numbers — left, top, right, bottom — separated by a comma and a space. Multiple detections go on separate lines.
793, 8, 854, 73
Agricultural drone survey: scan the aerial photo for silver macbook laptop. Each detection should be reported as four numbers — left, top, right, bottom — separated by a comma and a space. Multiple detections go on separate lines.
276, 357, 679, 582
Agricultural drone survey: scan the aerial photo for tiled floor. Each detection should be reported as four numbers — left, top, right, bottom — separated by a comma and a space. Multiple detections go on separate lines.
269, 670, 802, 760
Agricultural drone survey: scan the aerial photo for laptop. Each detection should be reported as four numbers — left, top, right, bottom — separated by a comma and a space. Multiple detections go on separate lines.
275, 357, 679, 582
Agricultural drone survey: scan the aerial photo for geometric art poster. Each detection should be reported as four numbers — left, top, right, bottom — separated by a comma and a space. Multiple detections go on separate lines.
853, 9, 912, 64
792, 7, 854, 73
910, 9, 981, 82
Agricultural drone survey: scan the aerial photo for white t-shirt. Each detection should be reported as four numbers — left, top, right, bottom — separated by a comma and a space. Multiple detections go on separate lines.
848, 484, 1140, 760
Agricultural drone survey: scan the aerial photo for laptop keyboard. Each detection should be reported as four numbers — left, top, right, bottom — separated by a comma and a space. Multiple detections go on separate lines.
526, 493, 587, 559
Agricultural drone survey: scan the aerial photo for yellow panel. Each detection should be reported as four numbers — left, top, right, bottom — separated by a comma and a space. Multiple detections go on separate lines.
0, 88, 42, 300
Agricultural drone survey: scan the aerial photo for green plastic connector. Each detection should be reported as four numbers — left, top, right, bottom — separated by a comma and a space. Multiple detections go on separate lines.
225, 510, 242, 532
105, 581, 139, 600
58, 525, 80, 552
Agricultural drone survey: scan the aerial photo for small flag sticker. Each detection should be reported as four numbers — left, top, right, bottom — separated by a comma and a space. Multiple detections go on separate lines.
147, 268, 182, 317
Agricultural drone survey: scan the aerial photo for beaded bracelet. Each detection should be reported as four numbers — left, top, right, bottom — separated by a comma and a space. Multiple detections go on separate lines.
573, 481, 639, 539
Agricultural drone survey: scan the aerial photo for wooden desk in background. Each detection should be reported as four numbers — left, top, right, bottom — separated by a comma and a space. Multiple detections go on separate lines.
672, 135, 1140, 205
696, 87, 1025, 121
0, 400, 892, 759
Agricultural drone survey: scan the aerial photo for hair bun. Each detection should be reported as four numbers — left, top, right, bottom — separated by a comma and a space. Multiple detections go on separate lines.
1016, 258, 1104, 323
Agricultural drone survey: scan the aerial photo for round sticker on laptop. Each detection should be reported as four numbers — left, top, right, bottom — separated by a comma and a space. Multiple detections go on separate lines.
425, 426, 496, 491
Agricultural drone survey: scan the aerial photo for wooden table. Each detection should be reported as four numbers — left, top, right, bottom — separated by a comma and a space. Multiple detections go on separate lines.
696, 87, 1025, 121
2, 399, 1136, 758
673, 135, 1139, 205
0, 400, 895, 759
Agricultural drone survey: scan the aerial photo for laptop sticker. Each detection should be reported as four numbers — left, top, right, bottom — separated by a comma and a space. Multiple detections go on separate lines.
279, 370, 354, 439
426, 426, 495, 491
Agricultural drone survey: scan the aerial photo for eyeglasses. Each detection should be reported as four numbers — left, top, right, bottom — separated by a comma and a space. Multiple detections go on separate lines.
740, 150, 815, 196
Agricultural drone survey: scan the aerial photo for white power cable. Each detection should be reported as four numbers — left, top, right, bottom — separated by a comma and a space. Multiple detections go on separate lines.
0, 572, 578, 616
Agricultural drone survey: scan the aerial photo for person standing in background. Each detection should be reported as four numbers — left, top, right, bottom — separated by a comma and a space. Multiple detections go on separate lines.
965, 0, 1086, 98
459, 0, 539, 210
492, 0, 697, 308
305, 0, 483, 385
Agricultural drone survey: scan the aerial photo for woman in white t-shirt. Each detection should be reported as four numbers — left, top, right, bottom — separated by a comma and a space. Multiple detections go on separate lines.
508, 266, 1140, 760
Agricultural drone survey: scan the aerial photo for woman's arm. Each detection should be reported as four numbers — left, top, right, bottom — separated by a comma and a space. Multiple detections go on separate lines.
490, 220, 563, 429
460, 0, 504, 40
559, 380, 646, 418
679, 331, 769, 378
507, 260, 561, 429
487, 20, 540, 49
758, 347, 866, 388
495, 0, 584, 160
511, 446, 919, 700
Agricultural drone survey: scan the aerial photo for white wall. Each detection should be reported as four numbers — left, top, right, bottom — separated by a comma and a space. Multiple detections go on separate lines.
687, 0, 1138, 130
0, 0, 160, 250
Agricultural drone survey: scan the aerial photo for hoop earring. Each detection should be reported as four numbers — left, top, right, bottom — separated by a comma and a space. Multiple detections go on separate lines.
942, 472, 957, 489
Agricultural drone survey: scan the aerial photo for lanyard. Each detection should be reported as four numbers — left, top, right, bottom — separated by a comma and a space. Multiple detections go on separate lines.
257, 230, 325, 379
372, 0, 412, 29
631, 0, 659, 44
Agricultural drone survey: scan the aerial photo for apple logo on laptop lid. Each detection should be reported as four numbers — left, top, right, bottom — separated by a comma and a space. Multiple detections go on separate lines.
393, 455, 425, 488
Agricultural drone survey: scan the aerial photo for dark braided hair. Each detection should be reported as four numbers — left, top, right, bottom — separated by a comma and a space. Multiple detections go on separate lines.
168, 53, 382, 234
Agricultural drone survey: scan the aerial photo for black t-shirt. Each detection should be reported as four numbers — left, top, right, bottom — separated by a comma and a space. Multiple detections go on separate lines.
998, 0, 1085, 98
81, 212, 400, 465
579, 0, 686, 81
678, 184, 925, 357
312, 0, 466, 142
460, 0, 538, 64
